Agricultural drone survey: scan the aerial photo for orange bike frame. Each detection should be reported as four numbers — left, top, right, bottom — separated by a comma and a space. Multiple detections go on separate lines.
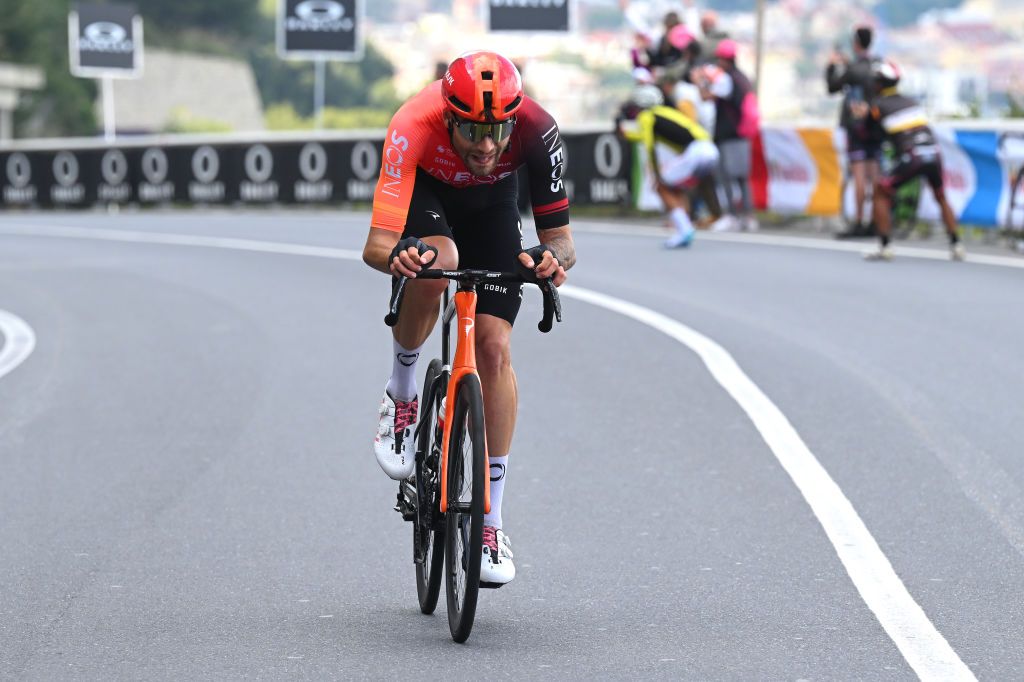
438, 287, 490, 515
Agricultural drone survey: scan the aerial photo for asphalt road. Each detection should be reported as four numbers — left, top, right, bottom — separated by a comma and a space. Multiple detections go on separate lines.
1, 210, 1023, 680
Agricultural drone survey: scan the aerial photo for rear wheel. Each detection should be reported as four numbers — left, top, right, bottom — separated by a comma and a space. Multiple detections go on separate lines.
444, 373, 486, 643
415, 359, 446, 615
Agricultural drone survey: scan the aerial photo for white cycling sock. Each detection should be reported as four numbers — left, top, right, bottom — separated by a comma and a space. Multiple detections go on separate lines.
386, 339, 423, 401
670, 207, 694, 237
484, 455, 508, 528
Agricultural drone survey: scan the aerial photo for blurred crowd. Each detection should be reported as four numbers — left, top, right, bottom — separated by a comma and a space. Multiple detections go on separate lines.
615, 0, 759, 248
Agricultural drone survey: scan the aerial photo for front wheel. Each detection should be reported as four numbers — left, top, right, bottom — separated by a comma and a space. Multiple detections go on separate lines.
415, 359, 446, 615
444, 373, 486, 643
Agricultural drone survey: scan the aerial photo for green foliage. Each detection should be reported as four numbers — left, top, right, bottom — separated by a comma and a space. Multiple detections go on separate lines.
265, 102, 394, 130
1008, 93, 1024, 119
163, 106, 234, 133
134, 0, 259, 37
0, 0, 97, 137
249, 41, 399, 118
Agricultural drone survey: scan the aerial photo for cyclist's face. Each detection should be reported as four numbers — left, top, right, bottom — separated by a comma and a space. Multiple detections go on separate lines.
447, 114, 513, 177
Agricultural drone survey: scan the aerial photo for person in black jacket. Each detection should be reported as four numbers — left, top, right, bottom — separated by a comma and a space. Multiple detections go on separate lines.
826, 25, 881, 238
862, 61, 964, 262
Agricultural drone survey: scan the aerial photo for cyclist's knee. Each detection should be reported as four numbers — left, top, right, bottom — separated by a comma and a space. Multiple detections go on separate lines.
476, 334, 512, 376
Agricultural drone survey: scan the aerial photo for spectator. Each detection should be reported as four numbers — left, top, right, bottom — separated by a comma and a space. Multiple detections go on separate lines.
826, 25, 882, 239
698, 10, 729, 65
617, 85, 720, 248
696, 39, 757, 231
862, 61, 964, 262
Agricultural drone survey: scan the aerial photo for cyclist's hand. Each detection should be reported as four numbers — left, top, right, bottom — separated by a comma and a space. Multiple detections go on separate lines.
389, 237, 437, 278
518, 244, 567, 287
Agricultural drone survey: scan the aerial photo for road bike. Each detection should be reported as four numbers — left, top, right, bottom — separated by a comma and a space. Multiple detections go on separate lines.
387, 266, 561, 643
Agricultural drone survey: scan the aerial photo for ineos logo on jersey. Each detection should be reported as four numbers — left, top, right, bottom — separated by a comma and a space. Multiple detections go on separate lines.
80, 21, 133, 53
299, 143, 327, 182
6, 153, 31, 189
191, 146, 220, 183
101, 150, 128, 185
594, 134, 623, 178
380, 130, 409, 198
53, 152, 80, 187
287, 0, 354, 31
141, 149, 169, 184
244, 145, 274, 183
350, 141, 378, 181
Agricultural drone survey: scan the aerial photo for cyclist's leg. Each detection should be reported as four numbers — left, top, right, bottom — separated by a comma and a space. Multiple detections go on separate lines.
374, 173, 457, 479
450, 179, 522, 584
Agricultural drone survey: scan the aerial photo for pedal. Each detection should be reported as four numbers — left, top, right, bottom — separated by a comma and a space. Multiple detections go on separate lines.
394, 486, 416, 522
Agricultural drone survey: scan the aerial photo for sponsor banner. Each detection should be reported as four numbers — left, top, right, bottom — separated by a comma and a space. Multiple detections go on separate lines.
69, 3, 143, 78
488, 0, 571, 32
562, 132, 631, 206
10, 126, 1021, 226
954, 130, 1001, 227
916, 126, 975, 224
998, 132, 1024, 230
278, 0, 363, 60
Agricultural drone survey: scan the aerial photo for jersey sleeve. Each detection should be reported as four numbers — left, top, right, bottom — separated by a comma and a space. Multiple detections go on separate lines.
370, 96, 432, 233
519, 100, 570, 229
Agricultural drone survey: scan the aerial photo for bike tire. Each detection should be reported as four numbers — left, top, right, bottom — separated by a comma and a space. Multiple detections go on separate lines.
444, 373, 486, 643
415, 359, 446, 615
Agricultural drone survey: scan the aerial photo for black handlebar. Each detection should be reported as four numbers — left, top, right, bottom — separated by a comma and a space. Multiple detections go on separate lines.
385, 268, 562, 333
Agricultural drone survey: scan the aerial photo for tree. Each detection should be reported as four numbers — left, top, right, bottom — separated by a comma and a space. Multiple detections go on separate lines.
0, 0, 97, 137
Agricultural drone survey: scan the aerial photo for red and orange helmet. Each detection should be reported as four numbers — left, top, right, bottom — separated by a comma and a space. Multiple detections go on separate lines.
442, 51, 524, 123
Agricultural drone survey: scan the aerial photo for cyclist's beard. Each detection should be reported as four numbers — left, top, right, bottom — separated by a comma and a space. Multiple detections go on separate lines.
453, 137, 509, 177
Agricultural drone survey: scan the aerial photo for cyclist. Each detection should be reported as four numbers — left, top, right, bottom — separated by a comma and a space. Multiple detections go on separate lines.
616, 84, 719, 248
362, 51, 575, 585
826, 25, 882, 239
863, 60, 964, 262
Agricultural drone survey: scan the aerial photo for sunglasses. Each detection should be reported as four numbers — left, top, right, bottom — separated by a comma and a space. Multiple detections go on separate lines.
450, 115, 516, 143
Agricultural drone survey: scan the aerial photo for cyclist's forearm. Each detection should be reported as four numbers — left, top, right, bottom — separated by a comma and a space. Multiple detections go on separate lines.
538, 226, 576, 270
363, 226, 402, 275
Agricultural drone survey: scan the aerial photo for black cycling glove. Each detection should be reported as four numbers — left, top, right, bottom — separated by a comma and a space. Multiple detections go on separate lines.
389, 237, 437, 270
516, 243, 558, 283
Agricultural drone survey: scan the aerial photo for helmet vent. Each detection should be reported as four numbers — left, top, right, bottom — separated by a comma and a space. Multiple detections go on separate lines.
503, 95, 522, 113
481, 70, 494, 80
447, 95, 471, 113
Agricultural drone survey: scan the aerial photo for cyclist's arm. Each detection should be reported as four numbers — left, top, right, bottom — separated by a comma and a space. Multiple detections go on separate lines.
519, 225, 574, 287
362, 226, 402, 275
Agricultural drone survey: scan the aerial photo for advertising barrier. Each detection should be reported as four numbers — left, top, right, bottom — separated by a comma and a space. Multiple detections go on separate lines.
0, 130, 633, 211
636, 123, 1024, 228
5, 123, 1024, 227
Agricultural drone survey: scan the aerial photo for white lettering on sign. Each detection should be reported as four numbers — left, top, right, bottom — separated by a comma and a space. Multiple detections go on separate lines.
346, 180, 374, 200
287, 0, 354, 32
594, 134, 622, 178
80, 21, 134, 53
300, 143, 328, 182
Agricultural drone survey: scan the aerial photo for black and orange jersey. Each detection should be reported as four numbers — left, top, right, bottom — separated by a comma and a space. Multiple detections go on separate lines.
370, 80, 570, 233
868, 88, 938, 156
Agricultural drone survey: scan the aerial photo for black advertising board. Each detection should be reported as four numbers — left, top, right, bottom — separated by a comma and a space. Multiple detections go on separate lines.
488, 0, 571, 32
69, 3, 143, 78
0, 131, 629, 210
278, 0, 364, 60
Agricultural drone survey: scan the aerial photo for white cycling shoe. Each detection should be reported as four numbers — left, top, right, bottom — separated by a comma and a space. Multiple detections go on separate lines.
373, 388, 417, 480
480, 526, 515, 585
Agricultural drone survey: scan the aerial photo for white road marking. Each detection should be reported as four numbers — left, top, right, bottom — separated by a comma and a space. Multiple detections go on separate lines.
561, 284, 974, 681
0, 309, 36, 380
0, 223, 977, 680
